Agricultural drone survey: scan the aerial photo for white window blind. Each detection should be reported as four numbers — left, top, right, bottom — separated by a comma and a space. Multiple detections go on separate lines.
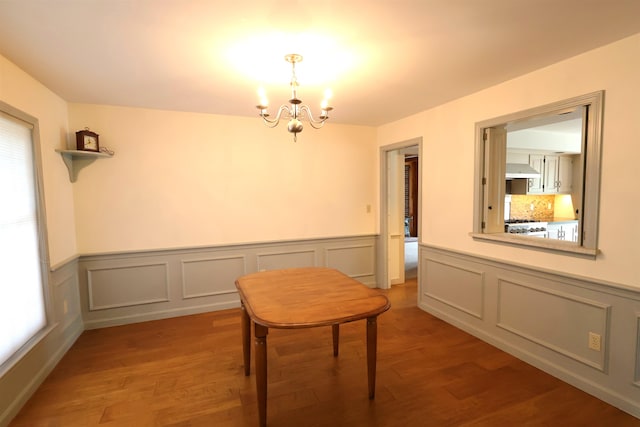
0, 111, 46, 368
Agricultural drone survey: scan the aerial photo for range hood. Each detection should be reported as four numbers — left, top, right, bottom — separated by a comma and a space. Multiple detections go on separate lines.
505, 163, 540, 179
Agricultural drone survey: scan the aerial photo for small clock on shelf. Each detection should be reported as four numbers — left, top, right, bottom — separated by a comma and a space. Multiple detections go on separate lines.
76, 129, 99, 152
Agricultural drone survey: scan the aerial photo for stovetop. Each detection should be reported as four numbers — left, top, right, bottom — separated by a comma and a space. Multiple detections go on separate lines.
505, 219, 545, 224
505, 219, 548, 234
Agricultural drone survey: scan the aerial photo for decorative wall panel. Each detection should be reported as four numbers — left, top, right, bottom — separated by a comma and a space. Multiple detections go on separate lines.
325, 244, 375, 278
53, 272, 80, 331
497, 278, 609, 371
256, 249, 316, 271
635, 315, 640, 388
422, 257, 484, 319
182, 255, 245, 299
87, 262, 169, 310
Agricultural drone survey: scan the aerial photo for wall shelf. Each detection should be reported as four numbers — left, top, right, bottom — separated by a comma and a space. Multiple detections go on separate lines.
55, 149, 114, 182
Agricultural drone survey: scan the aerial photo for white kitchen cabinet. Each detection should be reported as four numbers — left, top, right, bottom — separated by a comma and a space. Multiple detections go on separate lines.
570, 221, 579, 242
558, 156, 573, 193
528, 154, 545, 193
547, 220, 579, 242
528, 154, 558, 193
544, 155, 559, 193
528, 154, 572, 194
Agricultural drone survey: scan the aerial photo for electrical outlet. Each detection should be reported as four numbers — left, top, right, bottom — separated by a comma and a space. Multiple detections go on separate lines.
588, 332, 601, 351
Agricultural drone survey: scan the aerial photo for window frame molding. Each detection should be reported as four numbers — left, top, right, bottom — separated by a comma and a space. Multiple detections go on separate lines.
0, 100, 54, 375
471, 91, 604, 258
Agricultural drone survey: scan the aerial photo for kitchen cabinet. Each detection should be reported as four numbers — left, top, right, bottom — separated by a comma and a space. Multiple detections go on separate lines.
547, 220, 579, 242
557, 156, 573, 193
529, 154, 557, 193
528, 154, 573, 194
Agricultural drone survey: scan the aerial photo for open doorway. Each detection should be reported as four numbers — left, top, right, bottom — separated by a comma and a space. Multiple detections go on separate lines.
378, 138, 422, 289
404, 149, 419, 279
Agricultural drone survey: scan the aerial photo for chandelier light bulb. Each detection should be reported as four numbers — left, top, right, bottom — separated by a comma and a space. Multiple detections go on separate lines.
255, 54, 334, 142
257, 87, 269, 110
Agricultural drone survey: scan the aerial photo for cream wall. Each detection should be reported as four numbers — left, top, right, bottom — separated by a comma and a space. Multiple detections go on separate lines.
68, 104, 377, 254
0, 54, 75, 266
377, 33, 640, 288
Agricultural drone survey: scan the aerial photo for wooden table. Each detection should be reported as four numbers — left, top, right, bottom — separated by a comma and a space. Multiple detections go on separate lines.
235, 267, 391, 426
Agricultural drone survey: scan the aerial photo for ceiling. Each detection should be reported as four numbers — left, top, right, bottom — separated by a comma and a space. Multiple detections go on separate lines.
1, 0, 639, 127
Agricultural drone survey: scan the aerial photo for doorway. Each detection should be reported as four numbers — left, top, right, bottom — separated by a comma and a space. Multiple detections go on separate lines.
404, 152, 419, 279
378, 138, 422, 289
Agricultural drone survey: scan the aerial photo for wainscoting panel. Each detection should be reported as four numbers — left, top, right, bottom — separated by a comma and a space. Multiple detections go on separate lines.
87, 263, 169, 310
418, 244, 640, 419
49, 258, 84, 339
182, 255, 245, 299
52, 271, 81, 332
78, 235, 377, 329
635, 315, 640, 388
256, 249, 316, 271
325, 244, 375, 279
422, 257, 484, 319
497, 278, 609, 371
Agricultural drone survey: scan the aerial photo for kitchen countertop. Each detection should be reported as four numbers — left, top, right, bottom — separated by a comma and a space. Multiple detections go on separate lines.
549, 218, 579, 224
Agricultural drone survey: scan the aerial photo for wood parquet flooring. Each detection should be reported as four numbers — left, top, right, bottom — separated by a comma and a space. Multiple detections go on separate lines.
9, 279, 640, 426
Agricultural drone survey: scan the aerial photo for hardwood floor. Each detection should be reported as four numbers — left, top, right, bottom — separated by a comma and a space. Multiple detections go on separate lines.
10, 279, 640, 426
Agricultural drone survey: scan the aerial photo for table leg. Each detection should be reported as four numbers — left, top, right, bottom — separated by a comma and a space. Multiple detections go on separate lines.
366, 316, 378, 399
241, 301, 251, 376
255, 323, 269, 427
332, 324, 339, 357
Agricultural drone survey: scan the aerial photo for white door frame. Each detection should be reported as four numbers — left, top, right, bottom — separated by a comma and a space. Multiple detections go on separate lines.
377, 137, 423, 289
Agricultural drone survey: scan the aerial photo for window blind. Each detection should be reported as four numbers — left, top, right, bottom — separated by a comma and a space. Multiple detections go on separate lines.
0, 110, 46, 368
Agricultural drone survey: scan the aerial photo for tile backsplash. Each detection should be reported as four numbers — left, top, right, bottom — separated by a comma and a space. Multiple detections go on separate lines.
509, 195, 555, 221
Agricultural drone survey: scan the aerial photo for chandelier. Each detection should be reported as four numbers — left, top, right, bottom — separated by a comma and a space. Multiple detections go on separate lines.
256, 54, 333, 142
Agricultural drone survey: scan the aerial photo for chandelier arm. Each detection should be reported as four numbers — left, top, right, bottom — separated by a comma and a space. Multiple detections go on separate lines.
260, 105, 292, 128
306, 119, 327, 130
299, 105, 329, 129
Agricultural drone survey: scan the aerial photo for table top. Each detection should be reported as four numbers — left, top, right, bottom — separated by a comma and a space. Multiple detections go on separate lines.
235, 267, 391, 329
